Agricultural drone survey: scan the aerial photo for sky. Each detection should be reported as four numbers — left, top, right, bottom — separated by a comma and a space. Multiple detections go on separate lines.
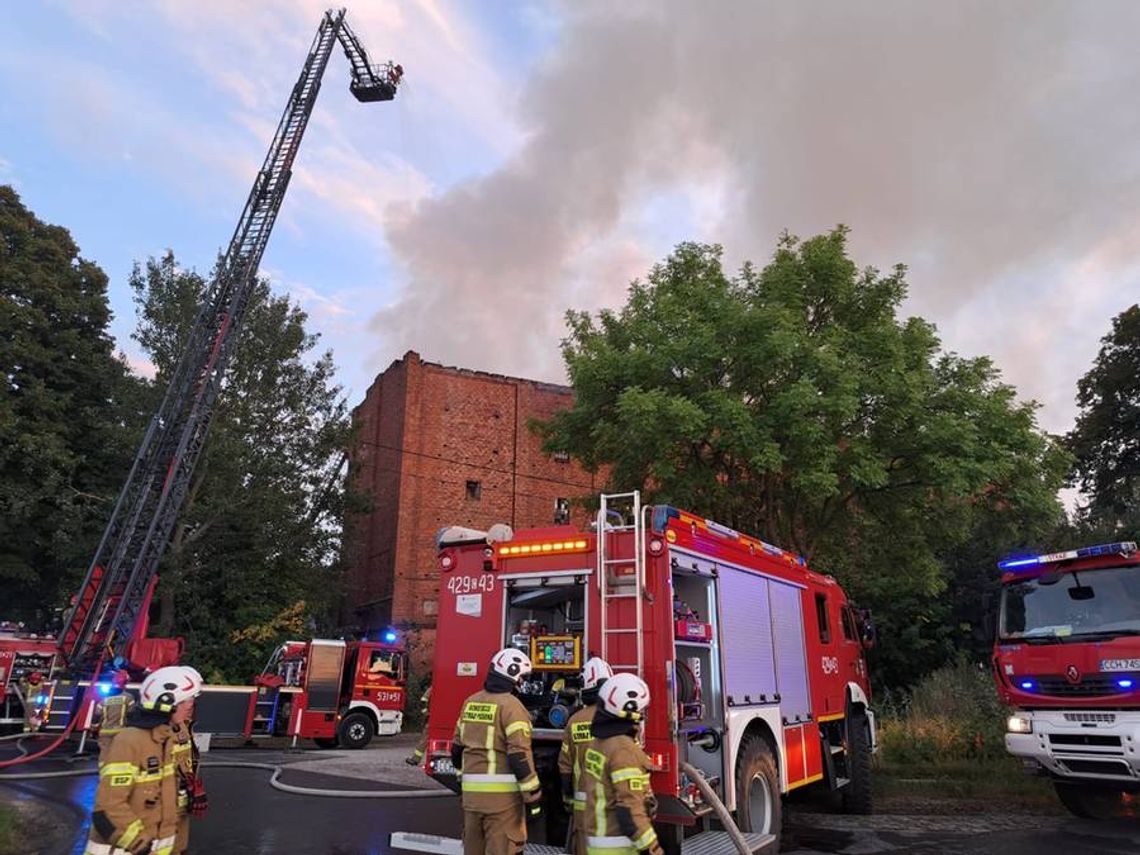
3, 0, 1140, 448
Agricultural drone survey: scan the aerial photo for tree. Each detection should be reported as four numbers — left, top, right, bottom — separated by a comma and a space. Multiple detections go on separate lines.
129, 253, 351, 679
1067, 304, 1140, 532
0, 186, 146, 623
538, 231, 1068, 685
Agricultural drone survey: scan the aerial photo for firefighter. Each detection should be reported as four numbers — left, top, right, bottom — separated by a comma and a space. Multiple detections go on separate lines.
92, 670, 133, 761
405, 682, 432, 766
171, 683, 208, 855
582, 673, 662, 855
19, 670, 45, 732
559, 657, 614, 855
85, 665, 203, 855
451, 648, 542, 855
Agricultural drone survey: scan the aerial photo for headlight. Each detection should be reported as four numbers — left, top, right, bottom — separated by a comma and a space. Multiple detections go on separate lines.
1007, 715, 1033, 734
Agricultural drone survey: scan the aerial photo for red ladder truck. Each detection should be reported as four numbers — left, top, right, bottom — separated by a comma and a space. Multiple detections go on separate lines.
0, 8, 404, 751
993, 540, 1140, 818
393, 491, 876, 855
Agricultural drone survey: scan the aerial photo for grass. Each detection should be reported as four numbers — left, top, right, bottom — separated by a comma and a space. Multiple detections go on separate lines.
872, 661, 1061, 813
0, 801, 20, 855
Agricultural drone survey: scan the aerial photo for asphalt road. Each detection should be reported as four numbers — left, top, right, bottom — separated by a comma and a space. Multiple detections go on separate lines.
2, 745, 1139, 854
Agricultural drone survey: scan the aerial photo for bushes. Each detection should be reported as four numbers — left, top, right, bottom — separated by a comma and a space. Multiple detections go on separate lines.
878, 660, 1007, 766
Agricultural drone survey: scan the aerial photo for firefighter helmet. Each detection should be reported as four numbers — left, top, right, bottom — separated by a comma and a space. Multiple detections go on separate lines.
140, 665, 203, 713
599, 673, 650, 721
490, 648, 532, 685
581, 657, 614, 691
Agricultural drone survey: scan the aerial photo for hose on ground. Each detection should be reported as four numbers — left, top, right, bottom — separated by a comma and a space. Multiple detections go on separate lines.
680, 761, 751, 855
0, 757, 454, 799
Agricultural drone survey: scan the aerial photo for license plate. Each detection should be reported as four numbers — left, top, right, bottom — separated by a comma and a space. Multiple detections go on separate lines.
1101, 659, 1140, 672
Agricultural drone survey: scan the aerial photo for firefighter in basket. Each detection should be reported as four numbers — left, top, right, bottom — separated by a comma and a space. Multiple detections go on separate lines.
559, 657, 614, 855
583, 673, 662, 855
85, 665, 203, 855
451, 648, 542, 855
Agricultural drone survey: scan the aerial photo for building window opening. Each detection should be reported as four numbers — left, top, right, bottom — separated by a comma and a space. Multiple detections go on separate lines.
466, 480, 482, 500
554, 497, 570, 525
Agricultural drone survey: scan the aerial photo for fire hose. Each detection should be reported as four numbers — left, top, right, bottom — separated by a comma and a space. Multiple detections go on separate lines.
679, 761, 751, 855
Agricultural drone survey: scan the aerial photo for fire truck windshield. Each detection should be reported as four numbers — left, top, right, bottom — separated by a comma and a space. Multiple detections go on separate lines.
1000, 564, 1140, 642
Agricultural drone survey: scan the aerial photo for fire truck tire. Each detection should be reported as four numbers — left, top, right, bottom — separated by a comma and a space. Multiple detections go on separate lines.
337, 712, 374, 750
734, 736, 781, 839
314, 737, 339, 749
1053, 781, 1124, 819
841, 714, 873, 815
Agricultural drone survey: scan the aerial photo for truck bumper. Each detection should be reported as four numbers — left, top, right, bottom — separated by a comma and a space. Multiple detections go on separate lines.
1006, 709, 1140, 786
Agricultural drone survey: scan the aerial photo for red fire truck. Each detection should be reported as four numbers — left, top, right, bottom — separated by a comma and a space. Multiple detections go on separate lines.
409, 492, 876, 854
993, 540, 1140, 818
22, 634, 407, 750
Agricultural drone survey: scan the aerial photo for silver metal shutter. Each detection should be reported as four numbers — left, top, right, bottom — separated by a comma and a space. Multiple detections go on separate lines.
718, 567, 778, 705
769, 581, 811, 723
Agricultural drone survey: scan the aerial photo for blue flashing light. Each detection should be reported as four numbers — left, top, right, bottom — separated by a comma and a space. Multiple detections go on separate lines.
97, 682, 112, 696
1118, 679, 1134, 690
999, 541, 1137, 571
1019, 680, 1035, 691
383, 631, 398, 644
35, 694, 47, 705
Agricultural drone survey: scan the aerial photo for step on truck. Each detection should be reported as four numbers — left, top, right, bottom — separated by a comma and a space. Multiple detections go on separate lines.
392, 491, 877, 855
994, 540, 1140, 818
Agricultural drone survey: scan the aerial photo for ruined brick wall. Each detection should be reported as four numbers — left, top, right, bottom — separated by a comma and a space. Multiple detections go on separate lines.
345, 352, 600, 673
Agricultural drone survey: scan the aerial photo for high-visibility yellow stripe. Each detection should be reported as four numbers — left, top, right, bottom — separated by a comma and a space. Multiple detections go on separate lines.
610, 767, 644, 784
594, 780, 606, 837
485, 720, 496, 776
632, 827, 659, 851
117, 820, 143, 849
506, 720, 532, 737
462, 780, 520, 793
786, 772, 824, 791
817, 712, 844, 722
100, 762, 135, 778
518, 775, 540, 793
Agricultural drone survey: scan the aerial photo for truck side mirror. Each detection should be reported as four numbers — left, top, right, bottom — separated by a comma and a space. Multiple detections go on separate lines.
859, 609, 876, 650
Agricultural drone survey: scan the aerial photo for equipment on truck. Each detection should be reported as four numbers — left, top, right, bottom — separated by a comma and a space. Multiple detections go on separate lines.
394, 491, 876, 855
0, 7, 402, 742
993, 540, 1140, 818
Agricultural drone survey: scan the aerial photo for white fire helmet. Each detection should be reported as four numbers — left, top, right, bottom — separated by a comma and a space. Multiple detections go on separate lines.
599, 673, 650, 721
490, 648, 532, 685
140, 665, 204, 713
581, 657, 614, 691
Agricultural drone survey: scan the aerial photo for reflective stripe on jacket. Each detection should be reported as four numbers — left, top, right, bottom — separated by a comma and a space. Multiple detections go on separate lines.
559, 704, 596, 811
452, 688, 539, 813
582, 734, 660, 855
87, 724, 179, 852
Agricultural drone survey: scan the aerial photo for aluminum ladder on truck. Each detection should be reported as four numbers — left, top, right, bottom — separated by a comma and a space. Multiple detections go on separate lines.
597, 491, 646, 677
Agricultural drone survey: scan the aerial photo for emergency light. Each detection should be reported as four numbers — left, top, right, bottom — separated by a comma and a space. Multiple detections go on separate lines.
998, 541, 1138, 571
97, 682, 112, 696
497, 539, 588, 557
383, 630, 398, 643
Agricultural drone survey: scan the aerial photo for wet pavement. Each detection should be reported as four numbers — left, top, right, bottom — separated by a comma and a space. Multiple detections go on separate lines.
2, 737, 1139, 854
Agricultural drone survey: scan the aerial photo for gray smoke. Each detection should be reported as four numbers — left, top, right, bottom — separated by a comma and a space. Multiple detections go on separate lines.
372, 1, 1140, 432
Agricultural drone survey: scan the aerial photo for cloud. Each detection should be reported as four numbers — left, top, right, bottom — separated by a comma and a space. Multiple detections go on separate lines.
370, 0, 1140, 439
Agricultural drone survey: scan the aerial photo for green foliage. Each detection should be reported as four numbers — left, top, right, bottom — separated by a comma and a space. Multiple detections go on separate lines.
0, 186, 147, 623
1067, 304, 1140, 530
538, 231, 1068, 685
129, 253, 352, 679
877, 661, 1007, 765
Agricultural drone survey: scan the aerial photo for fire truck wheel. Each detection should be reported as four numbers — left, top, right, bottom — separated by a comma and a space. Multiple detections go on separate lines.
841, 713, 873, 815
735, 736, 781, 838
337, 712, 374, 750
313, 737, 339, 749
1053, 782, 1125, 819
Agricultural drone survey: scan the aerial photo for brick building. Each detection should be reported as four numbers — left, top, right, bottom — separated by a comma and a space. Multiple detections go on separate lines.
344, 351, 601, 670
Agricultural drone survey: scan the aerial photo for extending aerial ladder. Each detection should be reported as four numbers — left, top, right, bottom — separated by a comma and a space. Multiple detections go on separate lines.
58, 8, 402, 678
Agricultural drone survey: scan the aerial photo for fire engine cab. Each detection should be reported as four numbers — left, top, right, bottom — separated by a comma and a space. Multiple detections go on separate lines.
994, 540, 1140, 818
408, 492, 876, 854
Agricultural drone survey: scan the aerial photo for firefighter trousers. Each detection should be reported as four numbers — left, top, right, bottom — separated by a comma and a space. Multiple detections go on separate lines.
462, 803, 526, 855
